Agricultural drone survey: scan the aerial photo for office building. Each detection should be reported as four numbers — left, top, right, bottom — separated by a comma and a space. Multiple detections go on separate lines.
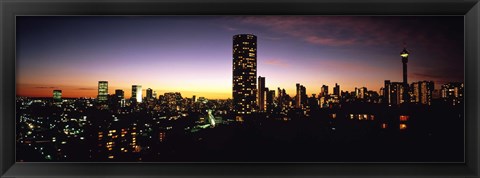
146, 88, 153, 100
333, 83, 340, 96
232, 34, 257, 115
258, 76, 266, 112
411, 81, 434, 105
441, 82, 464, 105
132, 85, 142, 103
53, 90, 62, 103
266, 89, 275, 114
98, 81, 108, 103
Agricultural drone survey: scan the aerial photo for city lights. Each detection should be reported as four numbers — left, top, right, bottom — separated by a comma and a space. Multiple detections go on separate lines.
15, 16, 464, 162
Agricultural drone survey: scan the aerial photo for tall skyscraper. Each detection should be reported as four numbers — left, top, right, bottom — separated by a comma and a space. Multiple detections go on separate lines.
257, 76, 266, 112
295, 83, 306, 109
232, 34, 257, 115
115, 89, 125, 107
411, 81, 434, 105
266, 89, 275, 114
320, 85, 329, 97
132, 85, 142, 103
98, 81, 108, 103
53, 90, 62, 103
333, 83, 340, 96
400, 47, 410, 103
146, 88, 153, 100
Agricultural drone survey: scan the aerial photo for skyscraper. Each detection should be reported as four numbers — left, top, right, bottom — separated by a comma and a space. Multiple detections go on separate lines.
295, 83, 306, 109
258, 76, 266, 112
53, 90, 62, 103
98, 81, 108, 103
400, 47, 410, 103
232, 34, 257, 115
146, 88, 153, 100
115, 89, 124, 99
320, 85, 328, 97
384, 80, 404, 106
115, 89, 125, 107
333, 83, 340, 96
132, 85, 142, 103
266, 89, 275, 114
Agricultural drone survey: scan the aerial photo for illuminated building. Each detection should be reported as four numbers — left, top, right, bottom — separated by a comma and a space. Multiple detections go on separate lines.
232, 34, 257, 115
333, 83, 340, 96
131, 85, 142, 103
115, 89, 125, 107
320, 85, 328, 97
355, 87, 367, 99
295, 83, 306, 109
411, 81, 434, 105
441, 82, 464, 105
384, 80, 404, 106
146, 88, 153, 100
266, 88, 275, 114
98, 81, 108, 103
400, 47, 410, 103
53, 90, 62, 103
257, 76, 266, 112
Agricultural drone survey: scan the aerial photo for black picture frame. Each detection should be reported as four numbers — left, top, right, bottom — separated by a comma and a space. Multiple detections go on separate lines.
1, 0, 479, 177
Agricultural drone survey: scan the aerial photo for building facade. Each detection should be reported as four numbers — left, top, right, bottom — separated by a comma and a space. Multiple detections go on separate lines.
257, 76, 266, 112
232, 34, 257, 115
53, 90, 62, 103
131, 85, 142, 103
98, 81, 108, 103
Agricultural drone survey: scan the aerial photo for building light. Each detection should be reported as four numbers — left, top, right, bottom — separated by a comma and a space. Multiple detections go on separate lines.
400, 124, 407, 130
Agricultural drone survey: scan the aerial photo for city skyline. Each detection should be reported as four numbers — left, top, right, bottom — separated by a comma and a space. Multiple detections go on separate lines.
16, 16, 464, 99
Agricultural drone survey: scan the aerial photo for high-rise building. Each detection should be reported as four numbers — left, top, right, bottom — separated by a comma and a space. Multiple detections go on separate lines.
53, 90, 62, 103
98, 81, 108, 103
333, 83, 340, 96
384, 80, 404, 106
320, 85, 328, 97
355, 87, 367, 99
115, 89, 125, 107
146, 88, 153, 100
266, 89, 275, 114
131, 85, 142, 103
232, 34, 257, 115
441, 82, 464, 105
295, 83, 306, 109
115, 89, 124, 99
411, 81, 434, 105
257, 76, 266, 112
400, 47, 410, 103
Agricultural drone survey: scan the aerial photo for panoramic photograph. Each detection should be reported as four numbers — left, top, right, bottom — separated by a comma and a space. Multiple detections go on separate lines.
16, 16, 464, 162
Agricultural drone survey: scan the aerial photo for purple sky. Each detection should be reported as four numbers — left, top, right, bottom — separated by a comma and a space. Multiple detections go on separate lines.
16, 16, 464, 99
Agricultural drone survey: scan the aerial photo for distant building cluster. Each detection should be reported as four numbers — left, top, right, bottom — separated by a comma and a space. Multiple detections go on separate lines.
230, 34, 464, 120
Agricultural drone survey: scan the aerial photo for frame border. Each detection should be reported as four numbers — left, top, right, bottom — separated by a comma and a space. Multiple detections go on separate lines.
1, 0, 479, 177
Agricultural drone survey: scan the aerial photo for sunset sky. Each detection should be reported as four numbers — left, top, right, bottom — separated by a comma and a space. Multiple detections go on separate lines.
16, 16, 464, 99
